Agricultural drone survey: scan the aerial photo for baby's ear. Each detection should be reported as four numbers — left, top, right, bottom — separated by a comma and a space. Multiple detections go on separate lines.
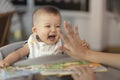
32, 26, 37, 34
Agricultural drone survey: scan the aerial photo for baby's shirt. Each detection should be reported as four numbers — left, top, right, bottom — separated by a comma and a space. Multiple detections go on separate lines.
27, 34, 62, 59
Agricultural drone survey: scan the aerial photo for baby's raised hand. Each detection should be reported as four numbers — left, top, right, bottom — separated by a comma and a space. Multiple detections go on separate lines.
0, 60, 9, 68
81, 40, 90, 49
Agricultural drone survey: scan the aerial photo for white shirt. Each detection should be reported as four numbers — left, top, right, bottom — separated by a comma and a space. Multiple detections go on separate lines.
28, 34, 62, 59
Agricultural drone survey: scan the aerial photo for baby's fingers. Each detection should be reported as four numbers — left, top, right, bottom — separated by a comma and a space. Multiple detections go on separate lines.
81, 40, 90, 49
0, 63, 5, 68
0, 62, 8, 68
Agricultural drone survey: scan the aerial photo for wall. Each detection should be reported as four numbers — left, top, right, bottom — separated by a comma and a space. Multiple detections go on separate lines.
61, 10, 120, 51
107, 14, 120, 47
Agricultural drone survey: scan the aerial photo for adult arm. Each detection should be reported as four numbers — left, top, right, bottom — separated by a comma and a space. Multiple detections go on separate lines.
58, 21, 120, 69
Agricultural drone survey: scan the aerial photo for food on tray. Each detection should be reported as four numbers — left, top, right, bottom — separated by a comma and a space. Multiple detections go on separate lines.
5, 61, 107, 76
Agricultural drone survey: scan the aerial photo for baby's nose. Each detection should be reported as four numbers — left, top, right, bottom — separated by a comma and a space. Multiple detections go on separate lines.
51, 26, 56, 32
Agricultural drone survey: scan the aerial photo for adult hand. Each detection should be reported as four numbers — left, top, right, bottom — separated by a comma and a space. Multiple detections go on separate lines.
58, 21, 89, 60
71, 66, 98, 80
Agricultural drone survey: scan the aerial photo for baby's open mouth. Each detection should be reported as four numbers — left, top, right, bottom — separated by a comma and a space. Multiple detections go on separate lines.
48, 35, 56, 41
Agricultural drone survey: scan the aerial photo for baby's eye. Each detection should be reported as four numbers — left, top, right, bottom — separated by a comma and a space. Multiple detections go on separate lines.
45, 25, 51, 28
56, 26, 61, 28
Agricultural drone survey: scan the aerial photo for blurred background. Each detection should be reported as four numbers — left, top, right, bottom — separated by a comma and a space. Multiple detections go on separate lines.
0, 0, 120, 80
0, 0, 120, 51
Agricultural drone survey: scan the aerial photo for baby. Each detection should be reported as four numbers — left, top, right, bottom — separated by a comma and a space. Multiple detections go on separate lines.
0, 5, 89, 67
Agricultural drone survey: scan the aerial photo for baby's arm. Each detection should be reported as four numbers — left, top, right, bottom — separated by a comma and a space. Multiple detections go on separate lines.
81, 40, 90, 49
0, 44, 29, 67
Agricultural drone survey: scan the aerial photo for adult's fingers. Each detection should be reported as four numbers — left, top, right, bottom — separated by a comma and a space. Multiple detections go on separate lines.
72, 73, 81, 80
86, 66, 95, 74
71, 66, 82, 80
64, 21, 74, 39
58, 29, 68, 44
74, 25, 81, 41
75, 66, 95, 75
74, 66, 86, 74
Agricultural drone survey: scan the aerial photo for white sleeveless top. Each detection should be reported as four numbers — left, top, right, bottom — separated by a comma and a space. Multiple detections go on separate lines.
28, 34, 62, 59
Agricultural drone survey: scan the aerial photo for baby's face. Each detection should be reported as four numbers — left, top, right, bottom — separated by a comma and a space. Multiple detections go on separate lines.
33, 13, 61, 44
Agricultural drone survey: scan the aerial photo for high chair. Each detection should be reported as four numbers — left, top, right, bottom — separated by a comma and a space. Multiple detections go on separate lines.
0, 41, 26, 60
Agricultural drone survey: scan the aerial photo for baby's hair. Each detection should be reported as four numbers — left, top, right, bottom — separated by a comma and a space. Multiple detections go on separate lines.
35, 5, 60, 15
33, 5, 61, 26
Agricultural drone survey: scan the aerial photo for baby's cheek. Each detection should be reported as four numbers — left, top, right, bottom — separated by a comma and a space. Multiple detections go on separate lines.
55, 37, 59, 43
57, 28, 61, 32
57, 36, 60, 40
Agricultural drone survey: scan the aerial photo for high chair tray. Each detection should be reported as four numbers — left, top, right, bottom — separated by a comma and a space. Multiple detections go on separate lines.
0, 54, 107, 79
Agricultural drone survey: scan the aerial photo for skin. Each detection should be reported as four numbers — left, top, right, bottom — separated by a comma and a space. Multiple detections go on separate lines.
58, 21, 120, 70
32, 12, 62, 44
70, 66, 98, 80
0, 44, 29, 67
